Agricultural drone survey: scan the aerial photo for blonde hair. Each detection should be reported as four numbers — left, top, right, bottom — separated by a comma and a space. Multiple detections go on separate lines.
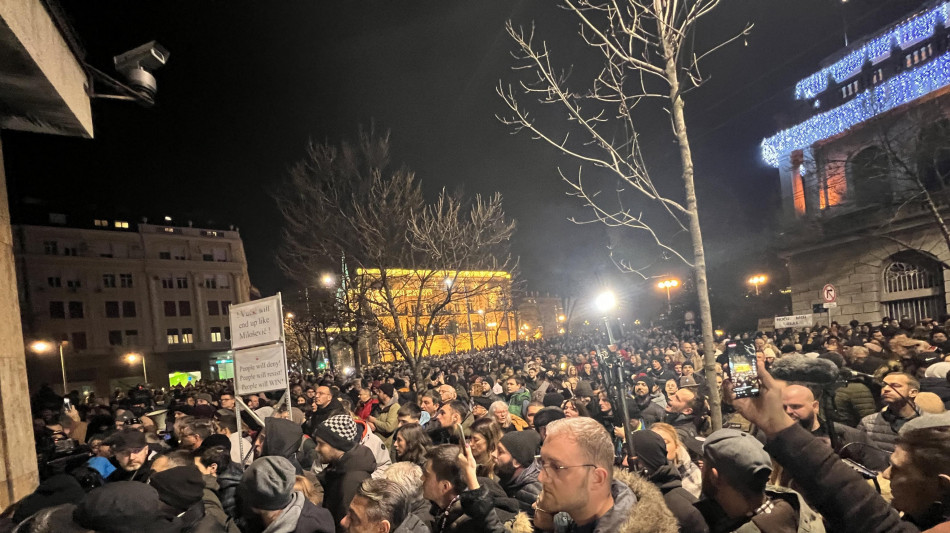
649, 422, 683, 462
489, 401, 512, 428
294, 475, 322, 506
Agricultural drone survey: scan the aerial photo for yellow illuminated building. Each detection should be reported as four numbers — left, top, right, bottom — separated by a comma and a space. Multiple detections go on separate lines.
355, 268, 515, 360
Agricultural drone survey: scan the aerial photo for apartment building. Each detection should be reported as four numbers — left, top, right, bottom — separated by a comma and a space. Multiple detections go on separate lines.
15, 215, 252, 394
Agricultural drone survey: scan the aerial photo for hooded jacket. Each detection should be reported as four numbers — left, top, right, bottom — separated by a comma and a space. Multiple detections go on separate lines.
550, 468, 679, 533
647, 464, 708, 533
202, 474, 240, 533
244, 491, 334, 533
354, 419, 392, 477
262, 417, 305, 475
500, 460, 542, 514
317, 444, 377, 532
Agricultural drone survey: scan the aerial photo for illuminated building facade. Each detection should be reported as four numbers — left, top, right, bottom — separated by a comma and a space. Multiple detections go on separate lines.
763, 1, 950, 323
355, 268, 514, 360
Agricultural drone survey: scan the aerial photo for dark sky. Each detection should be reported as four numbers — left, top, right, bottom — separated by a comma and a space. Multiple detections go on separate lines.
1, 0, 929, 320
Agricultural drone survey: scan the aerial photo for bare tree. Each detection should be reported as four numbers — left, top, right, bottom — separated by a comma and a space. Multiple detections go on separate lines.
498, 0, 749, 430
275, 128, 517, 386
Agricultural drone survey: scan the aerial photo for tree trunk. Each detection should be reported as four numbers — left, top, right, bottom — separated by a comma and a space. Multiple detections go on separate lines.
661, 29, 722, 432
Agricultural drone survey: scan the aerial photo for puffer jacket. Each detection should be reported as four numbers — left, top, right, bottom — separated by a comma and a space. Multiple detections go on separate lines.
373, 399, 401, 446
832, 382, 878, 427
857, 408, 917, 454
550, 468, 679, 533
216, 462, 242, 520
202, 474, 240, 533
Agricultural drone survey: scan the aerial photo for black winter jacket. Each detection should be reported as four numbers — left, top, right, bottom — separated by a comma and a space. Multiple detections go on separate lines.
648, 464, 708, 533
318, 444, 377, 532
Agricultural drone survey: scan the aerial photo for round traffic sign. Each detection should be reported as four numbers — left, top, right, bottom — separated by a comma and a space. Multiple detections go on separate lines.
821, 284, 837, 303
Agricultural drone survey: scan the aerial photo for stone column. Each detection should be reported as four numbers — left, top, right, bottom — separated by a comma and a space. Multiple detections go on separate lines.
0, 138, 39, 506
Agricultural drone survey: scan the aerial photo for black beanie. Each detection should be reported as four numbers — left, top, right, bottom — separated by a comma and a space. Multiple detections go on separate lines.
500, 430, 541, 468
73, 481, 165, 532
630, 430, 669, 475
199, 432, 232, 452
472, 396, 493, 410
148, 466, 205, 511
543, 392, 565, 408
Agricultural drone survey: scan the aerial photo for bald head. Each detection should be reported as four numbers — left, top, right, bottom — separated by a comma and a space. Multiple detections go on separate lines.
782, 384, 819, 432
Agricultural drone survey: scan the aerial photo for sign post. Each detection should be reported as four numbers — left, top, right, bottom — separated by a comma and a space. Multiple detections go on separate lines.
228, 294, 291, 467
821, 284, 837, 328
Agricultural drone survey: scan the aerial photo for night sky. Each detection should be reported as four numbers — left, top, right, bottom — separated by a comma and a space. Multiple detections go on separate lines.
0, 0, 929, 322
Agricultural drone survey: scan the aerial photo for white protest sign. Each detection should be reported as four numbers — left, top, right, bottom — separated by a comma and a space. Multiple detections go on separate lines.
774, 314, 814, 329
229, 295, 283, 350
233, 343, 288, 395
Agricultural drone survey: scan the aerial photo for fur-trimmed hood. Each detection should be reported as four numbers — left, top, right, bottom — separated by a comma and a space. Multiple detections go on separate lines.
611, 468, 680, 533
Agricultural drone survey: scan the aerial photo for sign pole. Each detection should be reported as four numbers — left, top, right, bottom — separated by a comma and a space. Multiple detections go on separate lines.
279, 292, 292, 417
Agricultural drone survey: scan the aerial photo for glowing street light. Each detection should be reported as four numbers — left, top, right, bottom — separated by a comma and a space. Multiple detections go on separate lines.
125, 352, 148, 384
285, 312, 295, 320
748, 274, 767, 296
321, 274, 335, 288
558, 314, 566, 322
657, 279, 679, 313
30, 340, 68, 394
595, 291, 617, 344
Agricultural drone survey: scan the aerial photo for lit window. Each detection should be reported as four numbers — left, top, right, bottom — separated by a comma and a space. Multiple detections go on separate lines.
163, 227, 175, 233
181, 328, 194, 344
94, 219, 109, 227
114, 221, 129, 229
210, 327, 222, 343
167, 329, 180, 344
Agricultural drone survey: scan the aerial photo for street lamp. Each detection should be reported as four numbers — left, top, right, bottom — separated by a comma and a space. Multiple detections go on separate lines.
748, 274, 767, 296
595, 291, 617, 345
285, 312, 295, 320
657, 279, 680, 313
321, 274, 335, 288
29, 340, 68, 395
125, 352, 148, 384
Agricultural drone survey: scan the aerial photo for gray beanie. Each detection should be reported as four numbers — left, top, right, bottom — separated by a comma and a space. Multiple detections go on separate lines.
238, 456, 296, 511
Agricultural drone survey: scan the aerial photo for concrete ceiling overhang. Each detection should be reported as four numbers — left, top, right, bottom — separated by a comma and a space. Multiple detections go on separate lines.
0, 0, 92, 138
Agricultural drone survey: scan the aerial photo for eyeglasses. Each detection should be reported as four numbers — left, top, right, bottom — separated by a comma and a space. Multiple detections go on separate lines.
535, 455, 596, 476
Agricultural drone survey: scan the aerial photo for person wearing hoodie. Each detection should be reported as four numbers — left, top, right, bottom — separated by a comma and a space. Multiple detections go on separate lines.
314, 414, 378, 532
262, 417, 306, 475
629, 430, 708, 533
238, 456, 334, 533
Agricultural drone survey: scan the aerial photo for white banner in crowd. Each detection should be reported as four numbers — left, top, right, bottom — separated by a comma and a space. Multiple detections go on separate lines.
233, 343, 289, 395
774, 314, 814, 329
229, 295, 283, 350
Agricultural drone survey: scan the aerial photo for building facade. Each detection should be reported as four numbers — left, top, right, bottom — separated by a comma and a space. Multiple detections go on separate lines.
356, 268, 515, 361
16, 216, 252, 394
762, 1, 950, 324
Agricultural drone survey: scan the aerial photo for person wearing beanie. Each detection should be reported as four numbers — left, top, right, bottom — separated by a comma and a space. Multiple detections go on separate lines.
366, 383, 400, 447
314, 414, 377, 531
633, 375, 667, 425
148, 464, 232, 532
629, 431, 707, 533
494, 430, 543, 514
471, 395, 493, 420
238, 456, 334, 533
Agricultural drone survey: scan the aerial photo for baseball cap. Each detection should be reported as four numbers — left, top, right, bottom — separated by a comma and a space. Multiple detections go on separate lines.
103, 429, 147, 452
703, 429, 772, 488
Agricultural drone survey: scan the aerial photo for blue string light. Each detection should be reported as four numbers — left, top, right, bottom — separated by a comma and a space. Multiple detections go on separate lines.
762, 51, 950, 167
793, 2, 949, 100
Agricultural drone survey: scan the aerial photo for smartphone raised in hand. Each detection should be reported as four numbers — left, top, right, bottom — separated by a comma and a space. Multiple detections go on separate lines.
727, 342, 760, 399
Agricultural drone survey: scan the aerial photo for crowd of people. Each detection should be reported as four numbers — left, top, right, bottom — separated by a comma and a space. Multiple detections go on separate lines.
5, 315, 950, 532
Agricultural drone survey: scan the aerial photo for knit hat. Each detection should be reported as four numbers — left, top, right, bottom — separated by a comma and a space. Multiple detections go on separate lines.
634, 374, 655, 392
195, 393, 213, 404
148, 466, 205, 511
472, 396, 493, 410
238, 456, 296, 511
313, 414, 357, 452
73, 481, 167, 532
500, 430, 541, 468
629, 430, 668, 475
379, 383, 395, 398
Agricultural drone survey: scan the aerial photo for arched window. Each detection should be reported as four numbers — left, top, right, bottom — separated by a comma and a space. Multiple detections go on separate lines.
916, 119, 950, 191
847, 146, 892, 207
881, 250, 946, 323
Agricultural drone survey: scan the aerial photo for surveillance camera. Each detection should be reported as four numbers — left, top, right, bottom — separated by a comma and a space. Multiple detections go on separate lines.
113, 41, 170, 99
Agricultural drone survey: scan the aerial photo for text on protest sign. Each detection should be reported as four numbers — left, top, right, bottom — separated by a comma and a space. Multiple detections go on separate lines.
233, 344, 288, 395
229, 295, 283, 349
774, 314, 814, 329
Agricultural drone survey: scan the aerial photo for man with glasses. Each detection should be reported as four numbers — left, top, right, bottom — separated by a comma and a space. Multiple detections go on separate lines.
219, 392, 235, 411
532, 417, 678, 532
437, 384, 458, 404
304, 385, 344, 437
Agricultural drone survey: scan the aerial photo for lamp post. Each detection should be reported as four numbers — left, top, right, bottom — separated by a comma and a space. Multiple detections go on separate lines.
657, 279, 680, 313
30, 340, 68, 395
748, 275, 767, 296
126, 352, 148, 384
593, 290, 633, 459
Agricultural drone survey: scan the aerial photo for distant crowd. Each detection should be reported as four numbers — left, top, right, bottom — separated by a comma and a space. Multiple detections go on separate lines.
6, 315, 950, 532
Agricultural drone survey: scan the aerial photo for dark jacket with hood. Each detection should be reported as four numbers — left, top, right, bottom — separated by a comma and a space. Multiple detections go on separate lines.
317, 443, 377, 532
262, 417, 305, 475
442, 476, 528, 533
500, 460, 542, 515
647, 464, 708, 533
215, 461, 243, 520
